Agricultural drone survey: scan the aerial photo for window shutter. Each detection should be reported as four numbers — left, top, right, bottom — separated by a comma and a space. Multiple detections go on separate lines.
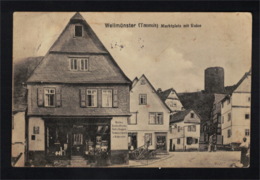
98, 89, 102, 107
113, 89, 118, 108
80, 89, 86, 107
37, 88, 44, 107
56, 88, 62, 107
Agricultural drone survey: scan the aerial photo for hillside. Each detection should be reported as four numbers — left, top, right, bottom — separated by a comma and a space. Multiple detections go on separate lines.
13, 56, 43, 111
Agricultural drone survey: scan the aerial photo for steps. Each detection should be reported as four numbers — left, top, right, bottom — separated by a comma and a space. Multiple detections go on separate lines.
70, 156, 89, 167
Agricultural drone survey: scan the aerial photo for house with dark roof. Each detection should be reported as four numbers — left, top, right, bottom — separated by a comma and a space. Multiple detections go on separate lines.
25, 12, 131, 165
158, 88, 184, 113
220, 69, 251, 148
128, 75, 171, 152
169, 109, 201, 151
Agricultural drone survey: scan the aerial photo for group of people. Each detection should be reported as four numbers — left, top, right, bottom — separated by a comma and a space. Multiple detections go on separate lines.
208, 134, 250, 168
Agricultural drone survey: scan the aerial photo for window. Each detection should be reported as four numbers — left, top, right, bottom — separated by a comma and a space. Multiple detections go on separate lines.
149, 112, 163, 124
190, 113, 195, 118
228, 113, 232, 121
177, 138, 180, 144
70, 58, 89, 71
33, 126, 40, 134
44, 88, 55, 107
102, 90, 112, 107
245, 114, 250, 120
187, 137, 193, 145
245, 129, 250, 136
144, 133, 152, 146
217, 115, 221, 124
222, 116, 224, 124
75, 25, 83, 37
80, 59, 88, 71
139, 94, 147, 105
188, 125, 196, 132
128, 112, 137, 125
248, 97, 251, 102
228, 129, 232, 138
178, 126, 181, 132
140, 79, 146, 85
86, 89, 97, 107
222, 102, 224, 108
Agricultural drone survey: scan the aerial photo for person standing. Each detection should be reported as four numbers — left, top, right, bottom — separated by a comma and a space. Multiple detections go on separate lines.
208, 135, 213, 152
239, 137, 249, 167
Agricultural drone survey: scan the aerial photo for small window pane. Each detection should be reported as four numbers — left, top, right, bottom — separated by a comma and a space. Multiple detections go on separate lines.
75, 25, 83, 37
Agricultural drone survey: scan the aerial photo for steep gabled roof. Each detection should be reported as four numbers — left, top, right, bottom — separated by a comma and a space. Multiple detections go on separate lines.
27, 12, 131, 84
221, 68, 251, 102
178, 91, 215, 123
159, 88, 181, 101
132, 74, 172, 112
170, 109, 201, 124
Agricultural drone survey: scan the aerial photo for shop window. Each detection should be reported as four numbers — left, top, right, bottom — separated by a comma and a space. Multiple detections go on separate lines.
145, 133, 152, 146
177, 138, 180, 144
245, 114, 250, 120
75, 25, 83, 37
128, 133, 137, 150
149, 112, 163, 124
44, 88, 55, 107
228, 113, 232, 121
102, 89, 112, 107
128, 112, 137, 125
139, 94, 147, 105
228, 129, 232, 138
86, 89, 97, 107
245, 129, 250, 136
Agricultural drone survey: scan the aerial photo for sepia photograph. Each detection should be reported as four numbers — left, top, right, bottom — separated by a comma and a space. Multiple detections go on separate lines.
12, 12, 252, 168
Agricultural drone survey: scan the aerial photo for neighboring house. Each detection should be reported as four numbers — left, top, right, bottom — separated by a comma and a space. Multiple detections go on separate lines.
25, 12, 131, 165
169, 109, 201, 151
178, 92, 215, 147
221, 69, 251, 148
158, 88, 184, 113
12, 111, 26, 167
128, 75, 171, 152
210, 94, 226, 145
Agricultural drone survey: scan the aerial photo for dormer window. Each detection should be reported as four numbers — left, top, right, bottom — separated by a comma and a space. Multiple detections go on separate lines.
75, 25, 83, 37
70, 58, 89, 71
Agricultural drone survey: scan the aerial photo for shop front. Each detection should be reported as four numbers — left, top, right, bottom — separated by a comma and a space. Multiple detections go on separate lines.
45, 118, 111, 163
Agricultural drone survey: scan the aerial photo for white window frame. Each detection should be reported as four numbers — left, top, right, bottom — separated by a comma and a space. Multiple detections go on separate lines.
70, 58, 89, 71
139, 94, 147, 105
149, 112, 163, 125
44, 88, 56, 107
102, 89, 113, 107
70, 59, 78, 71
86, 89, 97, 107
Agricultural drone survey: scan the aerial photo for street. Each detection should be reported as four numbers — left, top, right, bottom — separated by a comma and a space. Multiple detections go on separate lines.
121, 151, 242, 168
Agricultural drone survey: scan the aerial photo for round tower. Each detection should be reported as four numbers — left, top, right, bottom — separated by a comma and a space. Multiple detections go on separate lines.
205, 67, 225, 93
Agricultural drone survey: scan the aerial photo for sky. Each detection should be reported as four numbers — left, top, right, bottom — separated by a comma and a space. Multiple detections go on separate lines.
13, 12, 252, 92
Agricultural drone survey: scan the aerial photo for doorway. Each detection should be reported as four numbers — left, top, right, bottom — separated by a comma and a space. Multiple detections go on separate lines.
156, 133, 167, 152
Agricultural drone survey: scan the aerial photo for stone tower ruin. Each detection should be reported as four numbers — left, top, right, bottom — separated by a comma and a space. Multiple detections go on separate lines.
205, 67, 225, 94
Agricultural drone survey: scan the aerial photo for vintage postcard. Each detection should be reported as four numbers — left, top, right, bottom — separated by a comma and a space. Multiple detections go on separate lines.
12, 12, 251, 168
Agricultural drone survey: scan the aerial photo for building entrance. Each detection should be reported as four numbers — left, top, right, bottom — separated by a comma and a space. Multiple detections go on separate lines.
45, 118, 111, 163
